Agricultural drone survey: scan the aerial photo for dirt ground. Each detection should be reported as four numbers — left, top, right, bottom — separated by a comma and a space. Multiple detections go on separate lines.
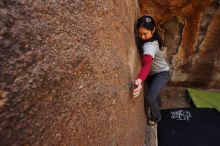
160, 86, 191, 110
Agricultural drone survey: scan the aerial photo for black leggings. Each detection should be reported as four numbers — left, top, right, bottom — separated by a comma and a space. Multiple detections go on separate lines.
145, 71, 170, 122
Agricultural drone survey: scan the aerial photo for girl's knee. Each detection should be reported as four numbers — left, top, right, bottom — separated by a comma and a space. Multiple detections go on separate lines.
146, 96, 158, 106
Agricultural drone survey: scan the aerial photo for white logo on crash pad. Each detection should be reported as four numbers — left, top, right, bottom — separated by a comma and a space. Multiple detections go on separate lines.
171, 110, 192, 121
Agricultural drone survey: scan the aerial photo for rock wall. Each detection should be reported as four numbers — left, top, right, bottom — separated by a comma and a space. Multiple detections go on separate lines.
139, 0, 220, 88
0, 0, 146, 146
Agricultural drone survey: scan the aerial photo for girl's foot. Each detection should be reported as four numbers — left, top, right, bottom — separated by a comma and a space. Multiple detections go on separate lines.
147, 117, 157, 126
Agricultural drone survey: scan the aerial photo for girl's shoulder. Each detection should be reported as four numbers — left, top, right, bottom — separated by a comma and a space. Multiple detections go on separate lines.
143, 40, 159, 48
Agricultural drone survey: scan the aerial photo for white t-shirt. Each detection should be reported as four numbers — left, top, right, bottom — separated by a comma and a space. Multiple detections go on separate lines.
143, 40, 169, 75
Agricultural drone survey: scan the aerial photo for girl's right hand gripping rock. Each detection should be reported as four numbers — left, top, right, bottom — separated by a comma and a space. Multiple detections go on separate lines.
133, 79, 142, 98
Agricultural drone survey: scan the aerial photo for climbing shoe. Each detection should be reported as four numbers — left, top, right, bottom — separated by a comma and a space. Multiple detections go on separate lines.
147, 118, 157, 126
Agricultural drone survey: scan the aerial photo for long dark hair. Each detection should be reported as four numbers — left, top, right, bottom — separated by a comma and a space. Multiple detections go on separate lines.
136, 15, 163, 50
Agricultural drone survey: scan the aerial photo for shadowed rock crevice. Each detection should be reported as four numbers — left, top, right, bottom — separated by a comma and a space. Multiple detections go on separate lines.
160, 16, 184, 64
186, 7, 220, 88
195, 0, 220, 53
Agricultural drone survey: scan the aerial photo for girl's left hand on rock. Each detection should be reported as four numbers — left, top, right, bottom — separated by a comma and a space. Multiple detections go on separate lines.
133, 79, 142, 98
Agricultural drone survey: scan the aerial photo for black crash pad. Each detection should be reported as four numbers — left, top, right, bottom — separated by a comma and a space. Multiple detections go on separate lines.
158, 108, 220, 146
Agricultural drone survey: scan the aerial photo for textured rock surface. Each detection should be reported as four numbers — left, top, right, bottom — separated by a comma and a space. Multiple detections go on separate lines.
139, 0, 220, 88
0, 0, 146, 145
144, 125, 158, 146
